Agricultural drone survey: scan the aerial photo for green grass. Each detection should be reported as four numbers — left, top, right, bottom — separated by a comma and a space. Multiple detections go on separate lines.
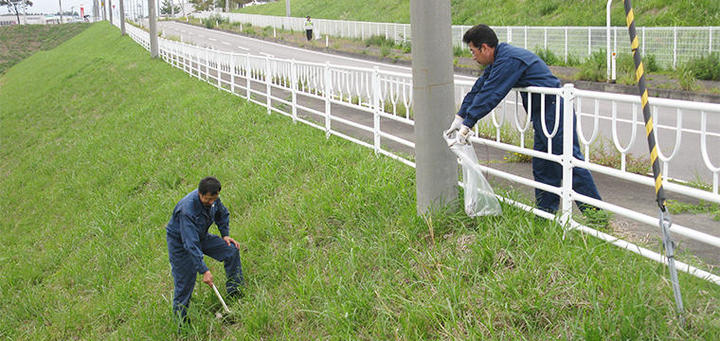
237, 0, 720, 26
2, 22, 720, 339
0, 23, 90, 74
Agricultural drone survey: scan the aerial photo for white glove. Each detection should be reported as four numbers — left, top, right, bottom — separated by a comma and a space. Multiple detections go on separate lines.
444, 115, 465, 136
453, 125, 474, 146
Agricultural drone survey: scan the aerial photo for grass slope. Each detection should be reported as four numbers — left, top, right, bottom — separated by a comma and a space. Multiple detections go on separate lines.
237, 0, 720, 26
0, 23, 90, 74
1, 22, 719, 339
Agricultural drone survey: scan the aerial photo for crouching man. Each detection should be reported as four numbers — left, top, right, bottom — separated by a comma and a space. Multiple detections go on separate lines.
166, 176, 244, 324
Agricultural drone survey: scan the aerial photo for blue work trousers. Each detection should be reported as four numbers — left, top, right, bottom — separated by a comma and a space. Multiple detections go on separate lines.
167, 233, 244, 321
527, 94, 602, 213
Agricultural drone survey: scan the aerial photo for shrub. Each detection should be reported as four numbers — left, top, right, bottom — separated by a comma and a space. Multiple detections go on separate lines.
364, 35, 392, 47
202, 15, 227, 29
453, 45, 471, 57
677, 65, 699, 91
644, 54, 660, 72
576, 50, 606, 82
684, 53, 720, 81
535, 48, 561, 66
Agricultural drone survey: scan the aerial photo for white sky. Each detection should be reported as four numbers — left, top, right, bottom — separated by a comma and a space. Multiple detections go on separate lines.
0, 0, 185, 16
1, 0, 92, 14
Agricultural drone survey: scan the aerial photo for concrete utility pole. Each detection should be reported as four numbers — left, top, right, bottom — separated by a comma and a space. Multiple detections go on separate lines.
119, 0, 126, 34
410, 0, 458, 214
285, 0, 290, 17
148, 0, 158, 57
108, 0, 112, 24
225, 0, 228, 12
93, 0, 99, 21
59, 0, 63, 23
170, 0, 173, 17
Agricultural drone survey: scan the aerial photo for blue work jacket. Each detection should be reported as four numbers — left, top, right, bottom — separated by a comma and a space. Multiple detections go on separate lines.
457, 42, 561, 128
166, 189, 230, 274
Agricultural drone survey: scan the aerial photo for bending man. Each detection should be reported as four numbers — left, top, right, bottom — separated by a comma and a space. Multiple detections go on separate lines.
447, 25, 602, 214
166, 176, 244, 324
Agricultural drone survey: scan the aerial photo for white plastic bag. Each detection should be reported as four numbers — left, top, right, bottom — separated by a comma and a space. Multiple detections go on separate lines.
445, 132, 502, 217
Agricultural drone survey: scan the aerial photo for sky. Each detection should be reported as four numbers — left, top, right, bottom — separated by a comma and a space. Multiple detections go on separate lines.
1, 0, 94, 15
0, 0, 189, 16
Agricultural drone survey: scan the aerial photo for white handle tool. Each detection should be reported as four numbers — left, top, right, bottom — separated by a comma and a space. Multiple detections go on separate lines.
211, 284, 231, 313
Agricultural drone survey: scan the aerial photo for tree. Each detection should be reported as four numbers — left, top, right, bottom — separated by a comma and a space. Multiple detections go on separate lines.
0, 0, 33, 24
160, 0, 180, 15
188, 0, 213, 12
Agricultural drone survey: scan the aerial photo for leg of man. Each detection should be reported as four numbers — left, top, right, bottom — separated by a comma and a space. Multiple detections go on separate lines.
201, 234, 244, 298
532, 119, 562, 213
306, 29, 312, 41
570, 133, 602, 211
167, 235, 197, 324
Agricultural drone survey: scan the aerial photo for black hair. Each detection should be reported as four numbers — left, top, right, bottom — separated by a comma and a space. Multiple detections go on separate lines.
198, 176, 221, 195
462, 24, 498, 49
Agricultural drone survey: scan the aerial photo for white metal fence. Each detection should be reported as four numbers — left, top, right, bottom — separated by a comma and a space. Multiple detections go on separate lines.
124, 23, 720, 286
194, 12, 720, 70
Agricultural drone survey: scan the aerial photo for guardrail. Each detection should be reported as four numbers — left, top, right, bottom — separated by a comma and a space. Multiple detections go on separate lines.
123, 23, 720, 286
193, 12, 719, 70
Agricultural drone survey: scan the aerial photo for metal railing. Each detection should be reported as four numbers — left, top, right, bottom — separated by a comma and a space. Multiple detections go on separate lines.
194, 12, 719, 70
124, 23, 720, 286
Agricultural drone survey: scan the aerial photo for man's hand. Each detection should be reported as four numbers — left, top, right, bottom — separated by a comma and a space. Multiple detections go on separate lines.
453, 125, 474, 146
445, 115, 464, 136
223, 236, 241, 249
202, 271, 214, 287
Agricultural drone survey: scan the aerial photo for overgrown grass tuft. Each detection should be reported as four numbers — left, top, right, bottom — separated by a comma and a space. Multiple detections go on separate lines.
684, 53, 720, 81
1, 22, 719, 340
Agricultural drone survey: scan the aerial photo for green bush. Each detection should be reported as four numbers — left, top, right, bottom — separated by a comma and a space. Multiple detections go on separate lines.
565, 53, 580, 67
364, 35, 393, 47
644, 54, 660, 72
535, 48, 561, 66
677, 65, 699, 90
576, 50, 606, 82
453, 44, 471, 57
202, 14, 228, 29
685, 53, 720, 81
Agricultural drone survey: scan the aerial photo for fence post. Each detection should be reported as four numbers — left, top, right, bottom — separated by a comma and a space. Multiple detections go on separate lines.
641, 27, 644, 55
524, 26, 527, 49
565, 28, 568, 63
230, 55, 235, 94
544, 28, 547, 50
265, 56, 271, 114
710, 27, 713, 54
615, 27, 618, 55
217, 53, 221, 89
560, 83, 576, 228
245, 56, 251, 100
204, 48, 209, 81
673, 26, 677, 69
372, 66, 381, 154
588, 28, 591, 56
324, 62, 332, 139
290, 59, 298, 123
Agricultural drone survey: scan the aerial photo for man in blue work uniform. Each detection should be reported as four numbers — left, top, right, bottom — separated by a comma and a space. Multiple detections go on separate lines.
446, 24, 602, 214
166, 176, 244, 324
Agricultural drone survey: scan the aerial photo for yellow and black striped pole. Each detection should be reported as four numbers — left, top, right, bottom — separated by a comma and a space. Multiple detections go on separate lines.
624, 0, 685, 325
